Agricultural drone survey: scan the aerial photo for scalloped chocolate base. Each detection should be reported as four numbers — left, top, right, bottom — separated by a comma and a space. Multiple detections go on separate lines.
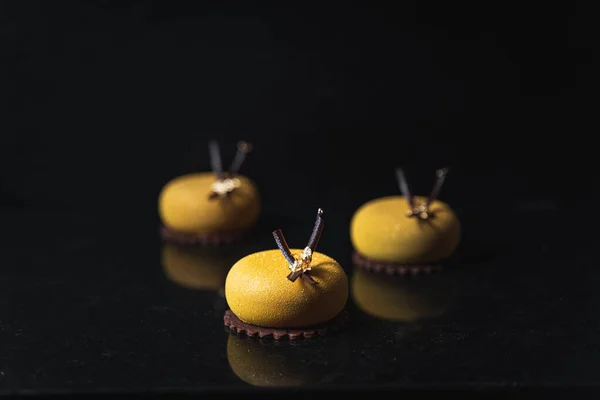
352, 251, 443, 276
223, 309, 348, 340
160, 225, 243, 246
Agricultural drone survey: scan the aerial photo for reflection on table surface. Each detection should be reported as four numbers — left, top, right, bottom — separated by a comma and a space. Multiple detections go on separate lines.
226, 333, 348, 387
351, 267, 460, 323
160, 243, 236, 292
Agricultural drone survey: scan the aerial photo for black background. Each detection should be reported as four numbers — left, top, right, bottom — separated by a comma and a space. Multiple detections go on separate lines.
1, 1, 594, 216
1, 0, 598, 396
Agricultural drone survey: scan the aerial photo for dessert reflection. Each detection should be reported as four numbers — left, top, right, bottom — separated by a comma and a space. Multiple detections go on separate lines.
226, 334, 346, 387
351, 267, 459, 323
161, 243, 235, 292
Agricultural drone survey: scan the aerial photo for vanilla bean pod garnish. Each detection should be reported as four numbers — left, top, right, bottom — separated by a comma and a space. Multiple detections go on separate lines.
395, 168, 414, 211
425, 167, 449, 209
272, 208, 324, 284
208, 140, 253, 199
229, 141, 252, 177
209, 140, 224, 181
396, 167, 450, 220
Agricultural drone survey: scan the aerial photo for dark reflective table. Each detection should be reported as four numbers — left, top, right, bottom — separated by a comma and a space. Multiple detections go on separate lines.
0, 1, 594, 396
1, 197, 597, 395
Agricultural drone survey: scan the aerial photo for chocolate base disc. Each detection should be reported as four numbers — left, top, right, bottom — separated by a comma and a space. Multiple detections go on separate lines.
224, 309, 348, 340
160, 225, 243, 246
352, 251, 443, 276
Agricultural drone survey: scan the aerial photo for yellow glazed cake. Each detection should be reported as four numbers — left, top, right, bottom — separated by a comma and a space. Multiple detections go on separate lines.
224, 209, 348, 340
159, 141, 260, 245
351, 168, 460, 274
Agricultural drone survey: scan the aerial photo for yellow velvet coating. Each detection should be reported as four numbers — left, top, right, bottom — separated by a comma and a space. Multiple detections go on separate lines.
161, 243, 230, 290
350, 195, 460, 264
351, 268, 450, 322
225, 249, 348, 328
227, 335, 308, 387
158, 172, 260, 234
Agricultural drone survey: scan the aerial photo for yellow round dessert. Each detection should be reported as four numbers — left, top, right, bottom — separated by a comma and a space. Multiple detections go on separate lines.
158, 172, 260, 234
351, 268, 454, 322
350, 195, 460, 264
161, 243, 231, 291
225, 249, 348, 328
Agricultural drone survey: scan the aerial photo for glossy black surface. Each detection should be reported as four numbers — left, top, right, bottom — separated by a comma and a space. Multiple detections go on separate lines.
1, 199, 598, 393
1, 1, 595, 395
